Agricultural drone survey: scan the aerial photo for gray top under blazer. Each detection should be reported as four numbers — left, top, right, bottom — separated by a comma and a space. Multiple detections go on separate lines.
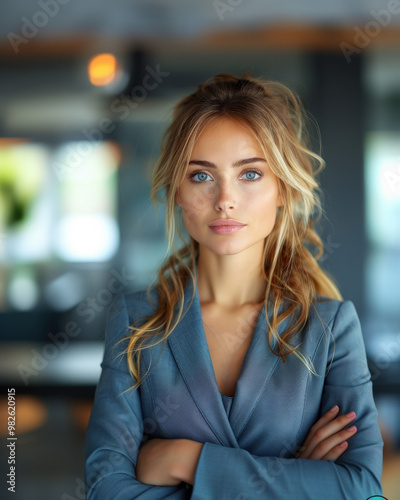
85, 272, 383, 499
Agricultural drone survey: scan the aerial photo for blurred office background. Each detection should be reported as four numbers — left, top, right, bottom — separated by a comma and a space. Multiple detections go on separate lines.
0, 1, 399, 498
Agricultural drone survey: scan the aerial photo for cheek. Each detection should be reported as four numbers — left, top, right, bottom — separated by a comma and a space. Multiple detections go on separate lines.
180, 185, 215, 213
252, 193, 280, 226
249, 186, 279, 209
263, 183, 281, 206
179, 195, 205, 230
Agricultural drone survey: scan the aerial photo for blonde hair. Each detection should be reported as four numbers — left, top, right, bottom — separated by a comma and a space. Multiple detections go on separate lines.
122, 72, 342, 389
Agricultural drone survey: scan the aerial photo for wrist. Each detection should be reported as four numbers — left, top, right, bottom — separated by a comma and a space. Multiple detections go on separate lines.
172, 439, 204, 486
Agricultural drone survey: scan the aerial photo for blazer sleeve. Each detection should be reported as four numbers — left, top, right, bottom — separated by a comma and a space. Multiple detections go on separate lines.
190, 300, 384, 500
84, 293, 190, 500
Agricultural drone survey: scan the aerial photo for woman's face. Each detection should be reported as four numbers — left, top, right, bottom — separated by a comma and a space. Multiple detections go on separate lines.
175, 117, 283, 257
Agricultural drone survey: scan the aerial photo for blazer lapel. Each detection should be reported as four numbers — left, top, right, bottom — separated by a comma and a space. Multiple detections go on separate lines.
167, 275, 240, 447
167, 269, 285, 445
228, 304, 280, 439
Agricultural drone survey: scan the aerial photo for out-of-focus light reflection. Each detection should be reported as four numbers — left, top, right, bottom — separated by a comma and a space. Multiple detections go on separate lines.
55, 214, 119, 262
8, 270, 39, 310
365, 131, 400, 247
42, 342, 103, 384
53, 140, 119, 262
44, 272, 87, 311
0, 396, 47, 436
0, 342, 103, 385
88, 53, 119, 87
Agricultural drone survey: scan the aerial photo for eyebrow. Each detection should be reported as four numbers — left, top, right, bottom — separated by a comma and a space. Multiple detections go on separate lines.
188, 157, 267, 168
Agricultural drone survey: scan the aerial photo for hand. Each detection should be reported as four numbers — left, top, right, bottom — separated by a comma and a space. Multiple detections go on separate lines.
297, 405, 357, 461
136, 438, 183, 487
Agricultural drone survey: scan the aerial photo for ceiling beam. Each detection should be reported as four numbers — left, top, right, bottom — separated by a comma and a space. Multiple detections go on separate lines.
1, 25, 400, 60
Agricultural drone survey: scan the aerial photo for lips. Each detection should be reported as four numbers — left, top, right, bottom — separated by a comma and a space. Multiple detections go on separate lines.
208, 219, 247, 234
209, 219, 246, 227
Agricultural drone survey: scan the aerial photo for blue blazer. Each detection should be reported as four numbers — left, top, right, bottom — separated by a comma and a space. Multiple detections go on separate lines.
84, 276, 383, 499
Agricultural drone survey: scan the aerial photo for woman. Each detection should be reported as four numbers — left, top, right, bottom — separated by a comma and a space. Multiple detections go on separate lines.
84, 73, 383, 499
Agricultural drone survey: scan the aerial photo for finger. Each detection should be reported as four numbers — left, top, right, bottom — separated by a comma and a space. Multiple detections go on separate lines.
321, 441, 348, 462
309, 425, 357, 460
303, 411, 356, 457
299, 411, 356, 459
301, 405, 340, 450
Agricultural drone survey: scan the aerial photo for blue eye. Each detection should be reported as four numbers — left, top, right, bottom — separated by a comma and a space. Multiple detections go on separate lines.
242, 171, 261, 181
191, 172, 212, 182
189, 169, 262, 183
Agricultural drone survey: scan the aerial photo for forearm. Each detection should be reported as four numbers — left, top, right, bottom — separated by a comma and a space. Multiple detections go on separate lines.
85, 449, 189, 500
172, 439, 205, 486
190, 441, 382, 500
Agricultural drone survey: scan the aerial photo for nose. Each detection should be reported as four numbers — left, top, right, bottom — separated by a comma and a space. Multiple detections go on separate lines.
214, 182, 237, 212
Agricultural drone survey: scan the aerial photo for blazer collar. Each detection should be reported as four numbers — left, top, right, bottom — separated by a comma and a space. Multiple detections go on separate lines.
167, 267, 284, 447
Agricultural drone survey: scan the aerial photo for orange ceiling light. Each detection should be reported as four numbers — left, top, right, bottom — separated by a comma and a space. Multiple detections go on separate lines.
88, 53, 119, 87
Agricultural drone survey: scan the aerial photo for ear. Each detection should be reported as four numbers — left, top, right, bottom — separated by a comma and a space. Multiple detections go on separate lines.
175, 190, 181, 207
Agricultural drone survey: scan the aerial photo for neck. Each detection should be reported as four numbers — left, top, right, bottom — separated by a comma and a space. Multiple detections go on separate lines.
196, 244, 267, 310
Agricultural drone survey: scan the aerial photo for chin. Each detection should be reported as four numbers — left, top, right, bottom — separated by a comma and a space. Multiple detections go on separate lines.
204, 244, 246, 256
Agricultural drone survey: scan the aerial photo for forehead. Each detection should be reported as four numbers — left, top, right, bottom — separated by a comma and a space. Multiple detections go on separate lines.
191, 117, 263, 155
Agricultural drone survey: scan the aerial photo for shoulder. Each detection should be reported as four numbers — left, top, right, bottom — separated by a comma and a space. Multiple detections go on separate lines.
311, 295, 359, 330
102, 287, 159, 369
108, 288, 159, 326
310, 297, 371, 385
304, 295, 364, 358
297, 295, 361, 349
106, 287, 160, 336
292, 296, 368, 380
